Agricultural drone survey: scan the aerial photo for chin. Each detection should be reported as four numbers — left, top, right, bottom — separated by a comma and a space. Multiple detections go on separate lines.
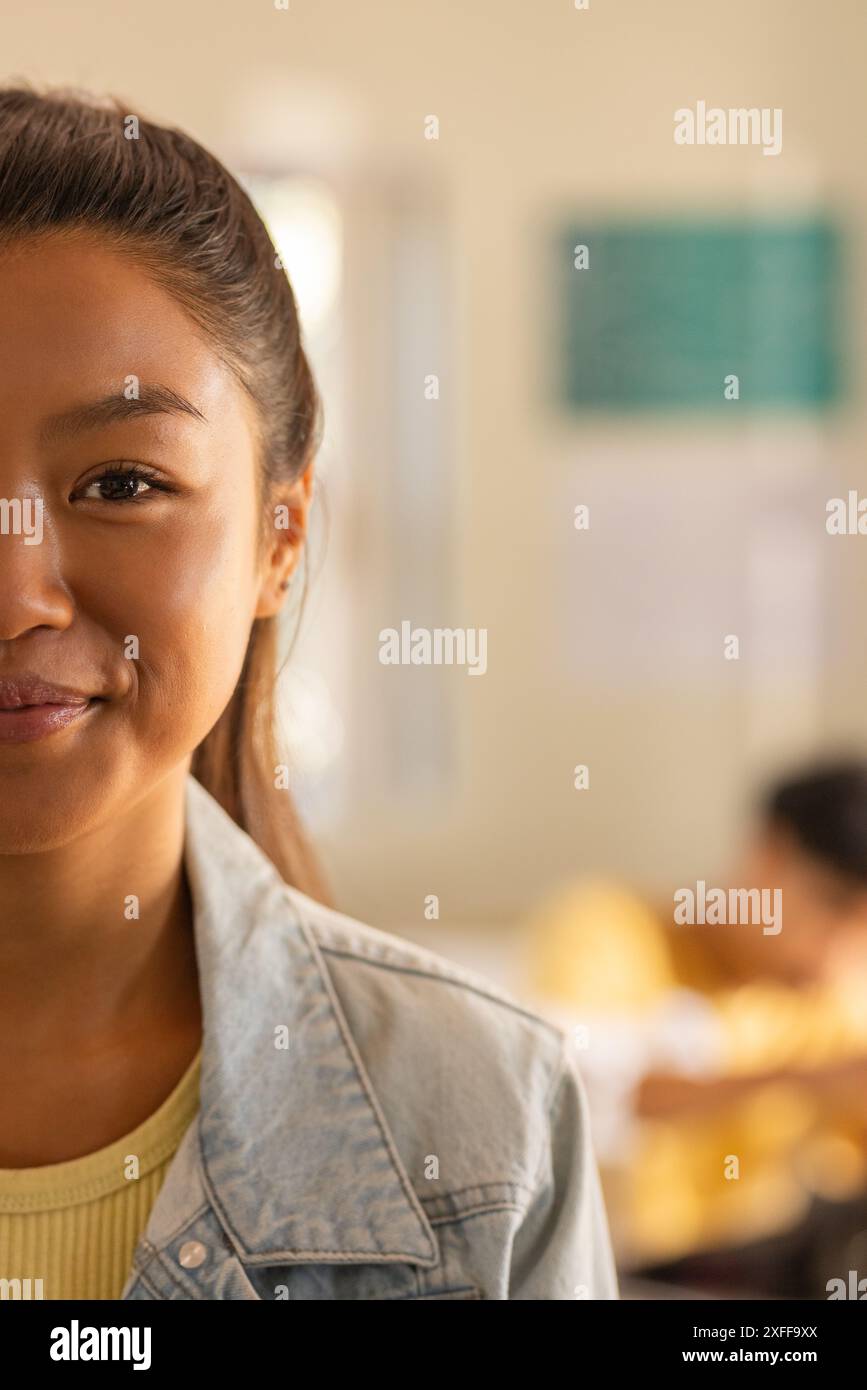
0, 804, 96, 854
0, 764, 124, 854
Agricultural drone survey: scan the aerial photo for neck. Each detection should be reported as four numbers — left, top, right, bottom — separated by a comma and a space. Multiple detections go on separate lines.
0, 763, 200, 1052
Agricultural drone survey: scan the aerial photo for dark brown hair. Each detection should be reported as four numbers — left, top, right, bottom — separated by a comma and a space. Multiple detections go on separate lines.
765, 759, 867, 890
0, 82, 332, 904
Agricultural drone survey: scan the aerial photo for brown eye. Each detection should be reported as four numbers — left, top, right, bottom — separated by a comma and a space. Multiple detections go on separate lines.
76, 466, 163, 503
99, 473, 148, 501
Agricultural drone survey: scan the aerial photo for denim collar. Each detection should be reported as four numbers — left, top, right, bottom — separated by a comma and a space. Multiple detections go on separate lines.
174, 773, 438, 1270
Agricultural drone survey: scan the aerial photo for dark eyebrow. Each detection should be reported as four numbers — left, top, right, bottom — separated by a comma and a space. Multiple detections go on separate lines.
40, 384, 207, 445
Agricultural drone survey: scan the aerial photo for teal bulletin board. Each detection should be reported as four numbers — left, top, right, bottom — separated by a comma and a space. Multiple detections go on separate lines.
555, 218, 843, 411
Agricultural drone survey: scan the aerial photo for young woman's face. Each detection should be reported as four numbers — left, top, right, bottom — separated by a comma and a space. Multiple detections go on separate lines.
0, 233, 287, 851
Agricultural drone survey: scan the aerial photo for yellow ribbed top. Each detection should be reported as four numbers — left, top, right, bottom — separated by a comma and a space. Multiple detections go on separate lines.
0, 1047, 201, 1301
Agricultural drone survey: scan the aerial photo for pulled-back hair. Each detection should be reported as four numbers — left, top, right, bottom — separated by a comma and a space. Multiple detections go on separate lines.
765, 759, 867, 889
0, 82, 331, 903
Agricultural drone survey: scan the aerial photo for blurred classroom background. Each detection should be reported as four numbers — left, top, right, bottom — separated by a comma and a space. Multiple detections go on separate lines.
9, 0, 867, 1298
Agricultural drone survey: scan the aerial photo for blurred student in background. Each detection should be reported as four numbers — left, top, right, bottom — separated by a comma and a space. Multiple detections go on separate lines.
525, 760, 867, 1297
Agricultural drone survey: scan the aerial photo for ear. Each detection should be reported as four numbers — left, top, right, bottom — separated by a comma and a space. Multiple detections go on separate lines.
255, 460, 316, 619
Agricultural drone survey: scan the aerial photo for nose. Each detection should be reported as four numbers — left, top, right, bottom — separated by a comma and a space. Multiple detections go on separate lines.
0, 507, 75, 639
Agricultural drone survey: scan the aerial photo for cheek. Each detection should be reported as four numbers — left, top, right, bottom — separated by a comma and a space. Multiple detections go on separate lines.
97, 505, 261, 757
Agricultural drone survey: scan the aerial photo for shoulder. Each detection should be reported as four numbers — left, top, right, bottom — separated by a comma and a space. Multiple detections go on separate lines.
295, 885, 561, 1038
185, 775, 578, 1213
282, 885, 571, 1203
185, 780, 619, 1294
285, 884, 567, 1088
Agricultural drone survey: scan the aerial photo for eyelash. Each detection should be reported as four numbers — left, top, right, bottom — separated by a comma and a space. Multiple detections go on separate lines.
75, 463, 173, 504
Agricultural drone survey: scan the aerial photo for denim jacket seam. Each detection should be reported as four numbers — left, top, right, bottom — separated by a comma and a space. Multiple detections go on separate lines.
420, 1179, 536, 1204
543, 1030, 570, 1114
402, 1282, 483, 1300
430, 1201, 528, 1227
150, 1252, 207, 1299
128, 1237, 158, 1276
134, 1264, 169, 1301
526, 1031, 569, 1195
296, 919, 441, 1262
317, 942, 564, 1039
197, 1155, 432, 1267
129, 1243, 188, 1301
239, 1246, 438, 1266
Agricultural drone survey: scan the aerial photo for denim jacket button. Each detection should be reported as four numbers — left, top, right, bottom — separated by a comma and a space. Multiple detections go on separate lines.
178, 1240, 208, 1269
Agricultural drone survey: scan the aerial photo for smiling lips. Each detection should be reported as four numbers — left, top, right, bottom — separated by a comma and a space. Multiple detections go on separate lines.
0, 677, 102, 744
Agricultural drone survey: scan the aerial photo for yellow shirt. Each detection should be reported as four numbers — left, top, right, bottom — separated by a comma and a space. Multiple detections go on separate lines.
0, 1047, 201, 1300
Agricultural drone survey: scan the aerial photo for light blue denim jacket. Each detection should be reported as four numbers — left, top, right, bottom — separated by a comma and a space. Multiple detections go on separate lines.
121, 775, 619, 1301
